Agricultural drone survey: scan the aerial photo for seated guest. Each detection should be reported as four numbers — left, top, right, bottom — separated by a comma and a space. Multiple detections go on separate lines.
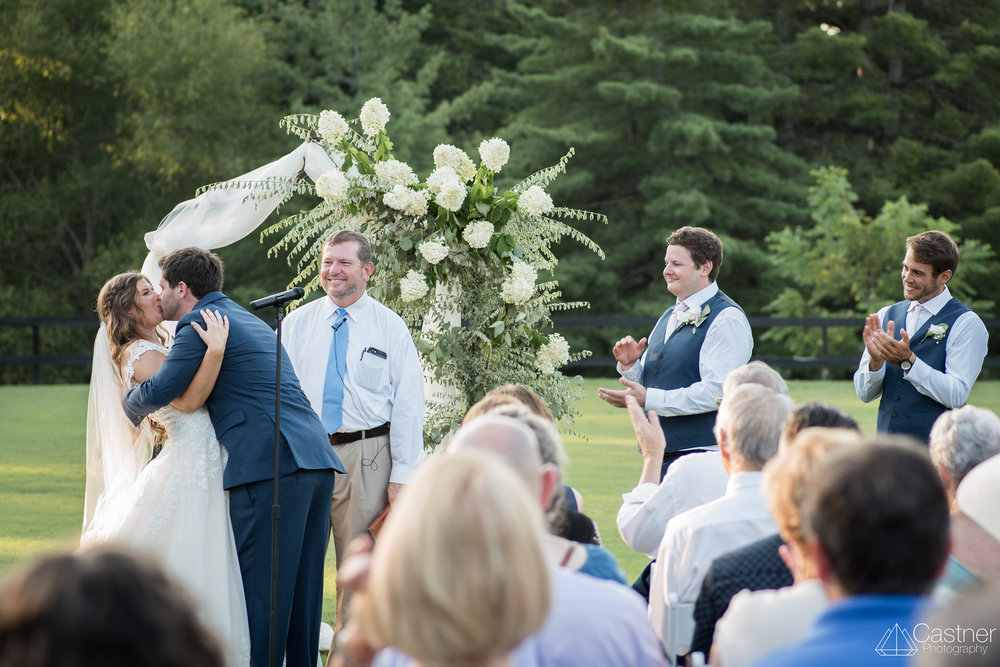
649, 384, 794, 646
929, 406, 1000, 596
351, 450, 551, 667
690, 402, 860, 658
464, 385, 593, 541
617, 362, 788, 559
749, 437, 951, 667
711, 428, 862, 667
620, 362, 788, 602
0, 548, 224, 667
453, 409, 627, 585
338, 418, 668, 667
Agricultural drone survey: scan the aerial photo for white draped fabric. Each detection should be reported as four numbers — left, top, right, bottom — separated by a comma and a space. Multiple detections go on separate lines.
141, 142, 340, 289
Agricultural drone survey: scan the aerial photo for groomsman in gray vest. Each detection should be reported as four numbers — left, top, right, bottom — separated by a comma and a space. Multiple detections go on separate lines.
854, 230, 988, 442
599, 226, 753, 478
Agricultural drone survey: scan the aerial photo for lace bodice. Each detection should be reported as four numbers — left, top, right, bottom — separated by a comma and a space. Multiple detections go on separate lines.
121, 339, 224, 491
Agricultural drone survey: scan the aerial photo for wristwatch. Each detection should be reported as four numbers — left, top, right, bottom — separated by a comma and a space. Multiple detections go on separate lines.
900, 354, 914, 372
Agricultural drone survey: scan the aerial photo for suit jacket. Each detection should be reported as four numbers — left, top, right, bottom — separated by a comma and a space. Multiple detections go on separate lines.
123, 291, 344, 488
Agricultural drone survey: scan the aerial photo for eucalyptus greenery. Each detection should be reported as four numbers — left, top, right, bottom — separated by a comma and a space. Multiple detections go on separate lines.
259, 100, 607, 446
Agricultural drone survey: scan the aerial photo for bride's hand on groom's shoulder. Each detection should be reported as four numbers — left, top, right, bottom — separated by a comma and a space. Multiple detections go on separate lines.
190, 309, 229, 353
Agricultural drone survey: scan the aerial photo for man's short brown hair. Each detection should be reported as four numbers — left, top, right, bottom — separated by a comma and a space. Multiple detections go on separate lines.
806, 437, 949, 596
906, 231, 959, 278
159, 248, 223, 298
666, 226, 724, 281
324, 230, 372, 265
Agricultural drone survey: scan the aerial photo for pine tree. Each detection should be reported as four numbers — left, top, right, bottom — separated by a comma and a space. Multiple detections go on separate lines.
466, 1, 810, 320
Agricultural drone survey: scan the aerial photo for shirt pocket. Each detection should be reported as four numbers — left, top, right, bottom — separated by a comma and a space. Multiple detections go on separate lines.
354, 347, 389, 391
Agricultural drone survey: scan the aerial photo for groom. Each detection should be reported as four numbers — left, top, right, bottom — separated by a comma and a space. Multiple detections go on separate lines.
123, 247, 344, 667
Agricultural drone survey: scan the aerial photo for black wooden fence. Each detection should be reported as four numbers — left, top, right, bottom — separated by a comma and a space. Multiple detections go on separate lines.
1, 315, 997, 384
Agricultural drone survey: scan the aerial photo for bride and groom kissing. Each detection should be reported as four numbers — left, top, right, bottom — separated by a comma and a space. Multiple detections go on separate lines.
83, 247, 345, 667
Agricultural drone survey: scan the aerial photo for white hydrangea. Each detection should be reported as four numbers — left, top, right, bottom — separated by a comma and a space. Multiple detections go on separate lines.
478, 137, 510, 172
399, 270, 429, 302
432, 144, 476, 182
418, 240, 449, 265
518, 185, 554, 216
374, 159, 418, 187
315, 170, 349, 202
462, 220, 494, 249
317, 110, 349, 144
436, 179, 467, 212
360, 97, 391, 137
426, 166, 459, 195
537, 333, 570, 374
383, 185, 430, 217
500, 262, 537, 304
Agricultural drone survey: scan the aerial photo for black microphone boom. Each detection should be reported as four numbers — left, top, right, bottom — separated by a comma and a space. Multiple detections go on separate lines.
250, 287, 305, 311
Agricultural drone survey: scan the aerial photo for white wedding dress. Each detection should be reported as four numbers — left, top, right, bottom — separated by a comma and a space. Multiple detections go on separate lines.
81, 339, 251, 667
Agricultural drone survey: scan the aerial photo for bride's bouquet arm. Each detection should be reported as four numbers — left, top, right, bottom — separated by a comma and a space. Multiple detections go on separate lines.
123, 310, 227, 425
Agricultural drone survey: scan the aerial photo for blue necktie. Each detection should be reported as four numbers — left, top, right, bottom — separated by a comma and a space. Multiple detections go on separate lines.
322, 308, 348, 434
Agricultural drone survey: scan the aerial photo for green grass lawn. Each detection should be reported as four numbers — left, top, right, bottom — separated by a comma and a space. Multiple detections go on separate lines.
3, 379, 999, 626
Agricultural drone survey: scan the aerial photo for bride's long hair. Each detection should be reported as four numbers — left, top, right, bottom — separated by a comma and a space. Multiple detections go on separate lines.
96, 272, 166, 370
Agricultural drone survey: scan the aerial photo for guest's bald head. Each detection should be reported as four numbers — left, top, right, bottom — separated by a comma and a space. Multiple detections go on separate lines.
449, 415, 543, 496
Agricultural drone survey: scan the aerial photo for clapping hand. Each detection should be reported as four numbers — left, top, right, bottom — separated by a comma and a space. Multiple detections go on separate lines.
862, 313, 886, 370
626, 395, 665, 461
191, 309, 229, 352
873, 320, 913, 365
863, 315, 914, 369
598, 377, 647, 409
613, 335, 647, 370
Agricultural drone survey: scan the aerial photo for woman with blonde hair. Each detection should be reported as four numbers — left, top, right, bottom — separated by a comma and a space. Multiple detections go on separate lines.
82, 272, 250, 666
350, 450, 551, 667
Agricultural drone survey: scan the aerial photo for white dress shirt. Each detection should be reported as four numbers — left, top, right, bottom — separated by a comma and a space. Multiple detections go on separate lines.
619, 282, 753, 419
713, 579, 828, 667
282, 292, 425, 484
854, 286, 989, 409
648, 471, 777, 645
617, 451, 729, 558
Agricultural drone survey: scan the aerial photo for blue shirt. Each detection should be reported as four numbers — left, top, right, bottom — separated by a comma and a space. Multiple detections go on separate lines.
750, 594, 930, 667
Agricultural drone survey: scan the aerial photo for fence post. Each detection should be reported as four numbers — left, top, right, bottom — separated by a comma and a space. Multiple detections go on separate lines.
32, 323, 41, 385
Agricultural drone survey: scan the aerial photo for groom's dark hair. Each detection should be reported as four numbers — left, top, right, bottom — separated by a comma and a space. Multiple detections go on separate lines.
160, 248, 223, 298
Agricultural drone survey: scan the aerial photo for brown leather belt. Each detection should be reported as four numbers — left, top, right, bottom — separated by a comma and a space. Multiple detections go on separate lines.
329, 423, 390, 446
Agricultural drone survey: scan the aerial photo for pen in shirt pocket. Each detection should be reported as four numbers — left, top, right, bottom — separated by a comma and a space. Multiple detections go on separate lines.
361, 346, 387, 361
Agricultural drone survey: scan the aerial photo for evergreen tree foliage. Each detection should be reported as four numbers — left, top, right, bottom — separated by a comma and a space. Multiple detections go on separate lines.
466, 1, 810, 323
765, 166, 993, 362
755, 0, 1000, 301
0, 0, 276, 381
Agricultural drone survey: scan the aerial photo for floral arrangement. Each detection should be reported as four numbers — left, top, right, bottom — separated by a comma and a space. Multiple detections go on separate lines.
262, 98, 606, 445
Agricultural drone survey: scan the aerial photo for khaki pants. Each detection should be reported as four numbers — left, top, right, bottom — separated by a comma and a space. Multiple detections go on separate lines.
329, 433, 391, 632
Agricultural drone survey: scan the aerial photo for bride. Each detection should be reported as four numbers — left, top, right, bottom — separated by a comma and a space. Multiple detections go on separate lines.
81, 271, 251, 667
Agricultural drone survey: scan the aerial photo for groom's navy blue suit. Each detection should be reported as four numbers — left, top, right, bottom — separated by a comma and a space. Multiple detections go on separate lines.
123, 291, 344, 667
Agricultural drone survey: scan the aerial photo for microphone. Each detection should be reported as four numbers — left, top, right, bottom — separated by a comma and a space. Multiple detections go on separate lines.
250, 287, 305, 311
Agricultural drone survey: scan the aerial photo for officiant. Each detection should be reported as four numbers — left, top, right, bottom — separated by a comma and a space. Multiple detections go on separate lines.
282, 230, 425, 632
598, 226, 752, 478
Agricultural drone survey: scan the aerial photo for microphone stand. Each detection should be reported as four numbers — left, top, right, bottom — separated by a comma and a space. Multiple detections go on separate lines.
268, 302, 285, 667
250, 286, 303, 667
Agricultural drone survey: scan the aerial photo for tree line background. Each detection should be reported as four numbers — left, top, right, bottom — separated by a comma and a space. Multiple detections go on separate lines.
2, 0, 998, 383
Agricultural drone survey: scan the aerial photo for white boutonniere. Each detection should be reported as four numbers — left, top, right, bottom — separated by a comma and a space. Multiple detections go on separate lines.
676, 304, 711, 333
922, 322, 948, 344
